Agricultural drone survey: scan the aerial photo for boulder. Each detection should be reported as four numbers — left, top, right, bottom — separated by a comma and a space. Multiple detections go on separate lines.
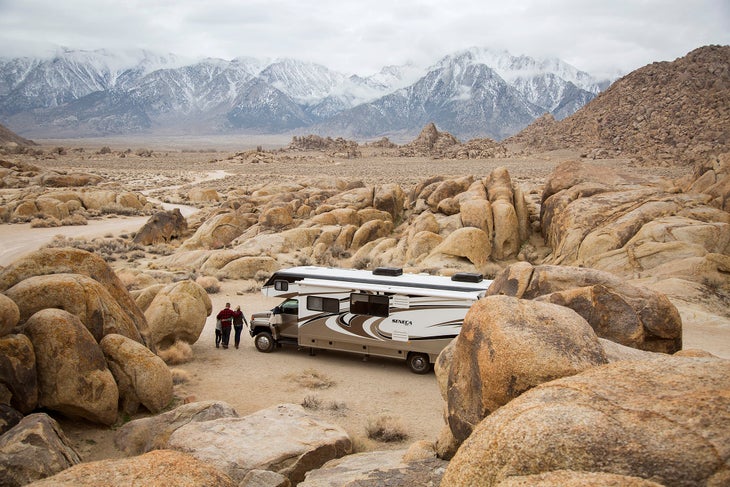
218, 255, 279, 280
5, 273, 144, 344
241, 469, 291, 487
133, 283, 165, 312
495, 470, 665, 486
405, 231, 443, 263
446, 295, 607, 443
0, 293, 19, 337
428, 227, 490, 267
24, 308, 118, 425
324, 186, 374, 210
100, 334, 173, 415
259, 206, 294, 229
441, 356, 730, 487
26, 449, 236, 486
485, 167, 514, 204
350, 220, 393, 250
487, 263, 683, 353
39, 172, 103, 187
373, 183, 405, 222
188, 187, 220, 202
427, 177, 474, 211
166, 403, 351, 484
114, 400, 239, 456
0, 404, 23, 436
180, 210, 257, 250
0, 333, 38, 414
0, 413, 81, 487
133, 209, 187, 245
299, 450, 448, 487
490, 200, 520, 260
0, 248, 151, 349
460, 198, 492, 235
311, 208, 359, 226
144, 280, 211, 350
78, 189, 116, 210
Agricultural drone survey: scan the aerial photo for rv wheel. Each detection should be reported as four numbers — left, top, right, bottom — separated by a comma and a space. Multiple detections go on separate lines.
407, 353, 431, 374
254, 332, 275, 353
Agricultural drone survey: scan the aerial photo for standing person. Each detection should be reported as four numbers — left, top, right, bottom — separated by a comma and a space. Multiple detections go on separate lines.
216, 302, 236, 349
232, 305, 249, 349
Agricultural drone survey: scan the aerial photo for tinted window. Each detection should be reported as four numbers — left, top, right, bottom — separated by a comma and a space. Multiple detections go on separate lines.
349, 293, 389, 317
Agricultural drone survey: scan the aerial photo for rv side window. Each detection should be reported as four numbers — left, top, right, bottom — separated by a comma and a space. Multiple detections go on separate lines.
350, 293, 389, 317
274, 280, 289, 291
307, 296, 340, 313
280, 299, 298, 314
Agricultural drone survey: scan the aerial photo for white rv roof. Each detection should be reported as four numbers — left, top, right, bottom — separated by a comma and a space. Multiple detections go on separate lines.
265, 266, 493, 295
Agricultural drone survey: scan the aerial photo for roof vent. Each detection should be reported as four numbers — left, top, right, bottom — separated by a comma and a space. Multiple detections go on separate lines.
451, 272, 483, 283
372, 267, 403, 276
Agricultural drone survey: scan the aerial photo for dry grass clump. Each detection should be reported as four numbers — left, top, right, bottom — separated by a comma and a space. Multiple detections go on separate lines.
301, 394, 322, 410
169, 368, 192, 385
157, 340, 194, 365
196, 275, 221, 294
365, 415, 409, 443
286, 368, 335, 389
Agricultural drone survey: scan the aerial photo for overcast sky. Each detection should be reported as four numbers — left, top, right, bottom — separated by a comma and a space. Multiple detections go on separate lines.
0, 0, 728, 79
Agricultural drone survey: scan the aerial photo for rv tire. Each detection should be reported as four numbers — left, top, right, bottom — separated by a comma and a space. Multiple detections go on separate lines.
407, 352, 431, 374
254, 332, 275, 353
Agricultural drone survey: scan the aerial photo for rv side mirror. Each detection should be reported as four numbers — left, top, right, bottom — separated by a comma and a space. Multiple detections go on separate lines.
272, 306, 282, 314
274, 280, 289, 291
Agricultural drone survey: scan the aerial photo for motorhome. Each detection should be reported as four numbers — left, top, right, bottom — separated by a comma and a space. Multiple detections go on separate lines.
248, 266, 492, 373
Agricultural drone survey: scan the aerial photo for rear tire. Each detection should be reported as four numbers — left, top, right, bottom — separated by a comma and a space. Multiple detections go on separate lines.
407, 352, 431, 374
254, 332, 275, 353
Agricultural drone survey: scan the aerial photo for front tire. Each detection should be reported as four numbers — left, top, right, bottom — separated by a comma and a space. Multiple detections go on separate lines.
254, 332, 275, 353
407, 352, 431, 374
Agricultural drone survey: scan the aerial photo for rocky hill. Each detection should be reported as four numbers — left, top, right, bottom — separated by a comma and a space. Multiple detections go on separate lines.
507, 45, 730, 165
0, 122, 34, 146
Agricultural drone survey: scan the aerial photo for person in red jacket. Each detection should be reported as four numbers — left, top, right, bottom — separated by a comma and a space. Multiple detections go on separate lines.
216, 302, 236, 349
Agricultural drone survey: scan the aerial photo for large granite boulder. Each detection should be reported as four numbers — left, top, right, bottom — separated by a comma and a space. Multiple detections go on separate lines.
0, 333, 37, 414
299, 449, 448, 486
5, 273, 144, 344
100, 334, 173, 415
487, 263, 683, 353
0, 413, 81, 487
446, 295, 607, 444
166, 403, 352, 484
133, 208, 187, 245
441, 356, 730, 487
494, 470, 665, 486
26, 449, 236, 486
114, 400, 239, 456
144, 280, 211, 350
427, 227, 491, 268
180, 210, 258, 250
0, 292, 20, 337
0, 248, 151, 348
24, 308, 118, 425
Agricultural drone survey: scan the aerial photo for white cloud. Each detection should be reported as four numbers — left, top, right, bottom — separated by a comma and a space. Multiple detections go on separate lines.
0, 0, 728, 78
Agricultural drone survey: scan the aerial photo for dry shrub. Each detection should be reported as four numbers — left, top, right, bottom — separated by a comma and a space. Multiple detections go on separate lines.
365, 415, 409, 443
196, 275, 221, 294
169, 368, 191, 385
328, 400, 348, 416
60, 213, 88, 226
157, 340, 194, 365
301, 394, 322, 410
30, 216, 60, 228
286, 368, 335, 389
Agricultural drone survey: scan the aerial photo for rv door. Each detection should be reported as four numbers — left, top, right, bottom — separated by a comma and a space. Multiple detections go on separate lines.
272, 298, 299, 339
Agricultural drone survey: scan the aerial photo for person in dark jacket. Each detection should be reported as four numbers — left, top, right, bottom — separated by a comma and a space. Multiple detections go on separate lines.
232, 305, 249, 349
216, 302, 236, 349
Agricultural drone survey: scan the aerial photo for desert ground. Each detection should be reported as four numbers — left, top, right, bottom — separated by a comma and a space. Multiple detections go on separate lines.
1, 137, 725, 463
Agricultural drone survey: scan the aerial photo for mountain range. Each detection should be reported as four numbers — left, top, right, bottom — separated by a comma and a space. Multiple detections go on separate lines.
0, 47, 610, 142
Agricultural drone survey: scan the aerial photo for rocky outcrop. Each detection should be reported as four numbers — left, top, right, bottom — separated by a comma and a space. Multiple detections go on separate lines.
143, 280, 212, 350
26, 449, 236, 486
0, 248, 152, 348
23, 309, 118, 425
100, 334, 173, 415
114, 400, 239, 456
0, 413, 81, 487
0, 293, 19, 337
5, 273, 144, 344
165, 403, 352, 484
133, 208, 187, 245
487, 262, 683, 353
180, 208, 258, 250
441, 356, 730, 487
444, 295, 607, 443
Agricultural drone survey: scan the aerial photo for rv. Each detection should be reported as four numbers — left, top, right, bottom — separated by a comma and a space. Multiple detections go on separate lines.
248, 266, 492, 373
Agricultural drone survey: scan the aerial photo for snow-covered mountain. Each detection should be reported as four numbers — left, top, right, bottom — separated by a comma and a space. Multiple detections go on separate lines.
0, 47, 609, 140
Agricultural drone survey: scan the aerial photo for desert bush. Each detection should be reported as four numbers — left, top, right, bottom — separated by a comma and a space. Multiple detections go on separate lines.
98, 146, 112, 154
135, 148, 153, 157
169, 368, 191, 384
51, 146, 67, 155
254, 270, 272, 283
301, 394, 322, 410
157, 340, 194, 365
196, 275, 221, 294
328, 400, 348, 415
30, 216, 61, 228
60, 213, 88, 226
365, 415, 409, 443
285, 368, 335, 389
